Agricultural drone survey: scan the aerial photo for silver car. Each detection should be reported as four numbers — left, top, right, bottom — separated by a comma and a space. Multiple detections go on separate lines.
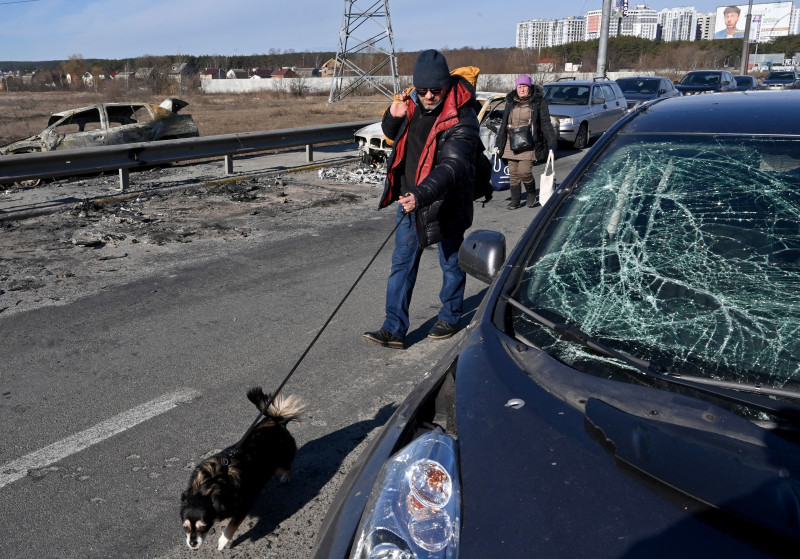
543, 78, 628, 149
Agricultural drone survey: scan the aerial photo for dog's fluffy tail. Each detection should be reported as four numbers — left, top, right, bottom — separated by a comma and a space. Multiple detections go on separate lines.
247, 387, 307, 423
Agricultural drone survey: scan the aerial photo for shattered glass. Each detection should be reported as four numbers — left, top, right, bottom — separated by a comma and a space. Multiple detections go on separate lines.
515, 135, 800, 389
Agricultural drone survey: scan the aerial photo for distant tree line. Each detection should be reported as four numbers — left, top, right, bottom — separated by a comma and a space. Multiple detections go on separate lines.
3, 34, 798, 93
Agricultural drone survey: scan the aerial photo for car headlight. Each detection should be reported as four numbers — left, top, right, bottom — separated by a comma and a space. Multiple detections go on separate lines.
350, 429, 461, 559
558, 117, 573, 126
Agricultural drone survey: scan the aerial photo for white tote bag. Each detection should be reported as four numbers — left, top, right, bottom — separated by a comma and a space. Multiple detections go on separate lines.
538, 150, 556, 206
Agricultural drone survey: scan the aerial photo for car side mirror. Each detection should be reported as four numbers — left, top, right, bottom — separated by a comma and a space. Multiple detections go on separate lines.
458, 230, 506, 285
592, 97, 605, 105
722, 81, 730, 86
658, 88, 667, 95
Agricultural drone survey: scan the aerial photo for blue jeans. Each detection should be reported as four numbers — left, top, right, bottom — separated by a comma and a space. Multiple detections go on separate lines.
382, 206, 466, 338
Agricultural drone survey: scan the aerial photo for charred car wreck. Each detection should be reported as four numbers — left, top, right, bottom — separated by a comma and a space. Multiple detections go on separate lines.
0, 98, 199, 156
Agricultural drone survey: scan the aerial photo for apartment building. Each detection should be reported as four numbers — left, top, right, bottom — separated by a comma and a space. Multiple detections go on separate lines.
696, 12, 716, 40
517, 16, 586, 48
660, 6, 698, 41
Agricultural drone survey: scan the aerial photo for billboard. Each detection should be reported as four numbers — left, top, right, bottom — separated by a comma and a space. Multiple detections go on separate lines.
612, 0, 629, 19
714, 2, 794, 41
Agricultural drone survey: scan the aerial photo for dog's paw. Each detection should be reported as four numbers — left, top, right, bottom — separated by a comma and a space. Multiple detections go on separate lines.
217, 533, 230, 550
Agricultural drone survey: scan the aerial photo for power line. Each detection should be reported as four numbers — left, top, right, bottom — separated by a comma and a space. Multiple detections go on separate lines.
0, 0, 42, 5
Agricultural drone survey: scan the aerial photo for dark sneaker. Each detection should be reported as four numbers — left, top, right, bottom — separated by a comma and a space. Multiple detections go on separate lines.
527, 196, 539, 208
362, 328, 405, 349
506, 201, 521, 210
428, 320, 460, 340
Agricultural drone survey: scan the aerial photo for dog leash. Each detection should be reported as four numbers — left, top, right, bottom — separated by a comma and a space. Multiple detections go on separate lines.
224, 211, 406, 462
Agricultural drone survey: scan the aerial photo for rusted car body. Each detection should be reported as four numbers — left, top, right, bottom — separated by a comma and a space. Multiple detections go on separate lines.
0, 98, 199, 156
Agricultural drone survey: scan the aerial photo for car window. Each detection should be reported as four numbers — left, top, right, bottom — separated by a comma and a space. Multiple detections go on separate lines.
591, 85, 604, 102
514, 135, 800, 388
480, 98, 506, 132
767, 71, 793, 80
600, 84, 616, 101
107, 104, 152, 127
681, 72, 718, 85
131, 106, 154, 124
617, 78, 658, 94
52, 108, 103, 134
544, 85, 591, 105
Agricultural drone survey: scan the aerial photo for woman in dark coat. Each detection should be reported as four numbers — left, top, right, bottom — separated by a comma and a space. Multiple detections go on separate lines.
494, 74, 558, 209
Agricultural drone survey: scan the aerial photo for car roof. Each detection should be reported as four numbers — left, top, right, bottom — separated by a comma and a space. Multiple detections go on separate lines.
50, 101, 154, 118
545, 80, 615, 86
619, 91, 800, 136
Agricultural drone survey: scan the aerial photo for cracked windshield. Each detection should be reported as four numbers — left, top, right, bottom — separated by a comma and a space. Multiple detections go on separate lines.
514, 135, 800, 389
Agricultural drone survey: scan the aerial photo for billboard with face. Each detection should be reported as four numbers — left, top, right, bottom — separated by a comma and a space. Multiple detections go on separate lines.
714, 2, 794, 41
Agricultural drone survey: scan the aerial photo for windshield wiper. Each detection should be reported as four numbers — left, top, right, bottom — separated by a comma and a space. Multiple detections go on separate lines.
503, 294, 800, 414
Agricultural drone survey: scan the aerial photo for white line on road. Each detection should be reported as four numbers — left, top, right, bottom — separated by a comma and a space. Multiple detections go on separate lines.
0, 388, 201, 489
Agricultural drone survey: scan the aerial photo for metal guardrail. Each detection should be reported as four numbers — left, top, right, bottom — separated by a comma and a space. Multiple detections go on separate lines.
0, 120, 378, 189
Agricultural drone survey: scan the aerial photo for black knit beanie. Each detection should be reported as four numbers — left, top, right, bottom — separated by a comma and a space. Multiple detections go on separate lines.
413, 49, 451, 89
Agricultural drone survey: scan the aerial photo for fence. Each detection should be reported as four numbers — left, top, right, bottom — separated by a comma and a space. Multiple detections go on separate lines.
0, 120, 377, 190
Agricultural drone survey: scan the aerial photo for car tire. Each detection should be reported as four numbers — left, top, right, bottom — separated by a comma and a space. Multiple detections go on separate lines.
572, 122, 589, 150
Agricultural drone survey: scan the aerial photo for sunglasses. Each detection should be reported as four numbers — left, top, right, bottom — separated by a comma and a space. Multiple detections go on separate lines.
416, 87, 444, 96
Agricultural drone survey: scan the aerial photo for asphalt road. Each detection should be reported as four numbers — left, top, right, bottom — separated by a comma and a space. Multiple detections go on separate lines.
0, 147, 585, 558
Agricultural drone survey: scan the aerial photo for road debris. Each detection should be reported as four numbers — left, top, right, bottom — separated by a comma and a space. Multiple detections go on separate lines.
318, 166, 385, 185
0, 163, 380, 318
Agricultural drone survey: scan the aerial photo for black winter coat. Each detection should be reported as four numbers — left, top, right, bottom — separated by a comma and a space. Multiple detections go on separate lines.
379, 76, 480, 248
495, 85, 558, 163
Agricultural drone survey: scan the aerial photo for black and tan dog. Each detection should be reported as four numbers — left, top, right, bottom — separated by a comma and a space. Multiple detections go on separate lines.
180, 388, 306, 550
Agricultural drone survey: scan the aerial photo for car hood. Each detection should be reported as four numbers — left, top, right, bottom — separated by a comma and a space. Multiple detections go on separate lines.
0, 135, 43, 154
546, 103, 591, 118
354, 121, 384, 139
675, 84, 719, 93
620, 92, 658, 101
451, 320, 799, 558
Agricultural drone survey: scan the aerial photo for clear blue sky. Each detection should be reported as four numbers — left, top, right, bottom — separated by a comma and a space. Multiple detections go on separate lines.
0, 0, 725, 61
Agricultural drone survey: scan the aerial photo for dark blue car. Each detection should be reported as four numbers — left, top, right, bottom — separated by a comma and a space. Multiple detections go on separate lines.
734, 74, 762, 91
762, 69, 800, 90
675, 70, 737, 95
615, 75, 681, 110
312, 92, 800, 559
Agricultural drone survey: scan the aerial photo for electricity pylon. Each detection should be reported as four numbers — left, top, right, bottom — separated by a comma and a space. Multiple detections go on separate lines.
328, 0, 400, 104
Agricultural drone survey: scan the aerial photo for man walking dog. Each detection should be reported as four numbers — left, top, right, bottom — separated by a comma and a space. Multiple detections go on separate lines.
363, 49, 480, 350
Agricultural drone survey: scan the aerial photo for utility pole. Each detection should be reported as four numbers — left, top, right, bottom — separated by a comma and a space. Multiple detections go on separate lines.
739, 0, 754, 75
328, 0, 400, 104
596, 0, 613, 78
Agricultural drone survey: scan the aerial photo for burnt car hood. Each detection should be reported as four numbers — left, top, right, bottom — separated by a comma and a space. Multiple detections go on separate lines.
451, 322, 799, 558
0, 135, 43, 154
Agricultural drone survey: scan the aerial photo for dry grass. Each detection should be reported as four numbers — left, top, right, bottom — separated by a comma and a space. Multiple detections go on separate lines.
0, 90, 389, 146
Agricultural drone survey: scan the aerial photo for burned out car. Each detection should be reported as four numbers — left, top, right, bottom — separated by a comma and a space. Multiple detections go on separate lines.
355, 92, 510, 167
313, 91, 800, 558
356, 91, 558, 169
0, 98, 199, 156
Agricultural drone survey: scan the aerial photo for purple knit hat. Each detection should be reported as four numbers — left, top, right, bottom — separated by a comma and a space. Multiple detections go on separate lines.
515, 75, 532, 87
